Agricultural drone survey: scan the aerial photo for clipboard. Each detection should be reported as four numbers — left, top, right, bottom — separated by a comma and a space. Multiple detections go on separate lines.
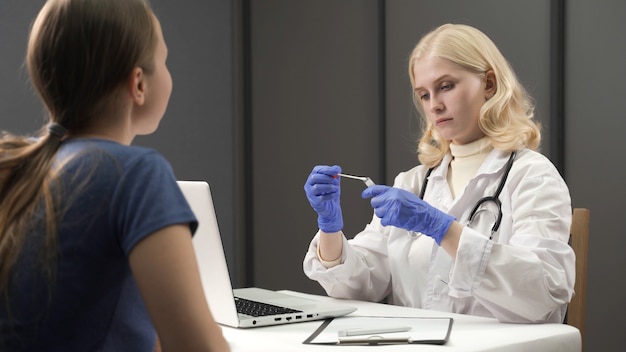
303, 316, 453, 345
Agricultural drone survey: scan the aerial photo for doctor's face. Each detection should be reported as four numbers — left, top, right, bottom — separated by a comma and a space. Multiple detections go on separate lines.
412, 56, 490, 145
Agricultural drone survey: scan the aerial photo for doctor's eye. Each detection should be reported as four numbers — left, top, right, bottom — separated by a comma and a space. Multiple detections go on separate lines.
417, 92, 429, 101
440, 83, 454, 91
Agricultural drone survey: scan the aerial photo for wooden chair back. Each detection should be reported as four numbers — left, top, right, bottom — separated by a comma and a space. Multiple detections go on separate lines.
566, 208, 590, 348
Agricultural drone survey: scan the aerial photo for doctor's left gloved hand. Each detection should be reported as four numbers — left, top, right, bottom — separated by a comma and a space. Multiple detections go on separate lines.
362, 185, 455, 245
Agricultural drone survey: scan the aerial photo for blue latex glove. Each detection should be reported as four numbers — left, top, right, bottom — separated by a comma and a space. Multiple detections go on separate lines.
361, 185, 455, 245
304, 165, 343, 233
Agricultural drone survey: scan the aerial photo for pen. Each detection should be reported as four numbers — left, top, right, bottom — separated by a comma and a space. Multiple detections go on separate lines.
338, 326, 412, 337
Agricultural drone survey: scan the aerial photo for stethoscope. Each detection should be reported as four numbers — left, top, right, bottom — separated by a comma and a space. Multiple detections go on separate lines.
413, 151, 517, 240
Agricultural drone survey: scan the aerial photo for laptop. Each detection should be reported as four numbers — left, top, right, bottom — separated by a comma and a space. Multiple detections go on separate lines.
177, 181, 357, 328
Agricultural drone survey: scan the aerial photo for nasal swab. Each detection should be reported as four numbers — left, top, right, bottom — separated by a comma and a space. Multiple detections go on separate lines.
334, 173, 376, 187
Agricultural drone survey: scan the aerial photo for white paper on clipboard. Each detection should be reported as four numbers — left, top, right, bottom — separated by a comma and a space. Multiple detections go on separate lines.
303, 316, 453, 345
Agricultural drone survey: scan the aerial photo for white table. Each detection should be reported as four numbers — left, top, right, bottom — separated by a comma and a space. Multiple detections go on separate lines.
222, 290, 581, 352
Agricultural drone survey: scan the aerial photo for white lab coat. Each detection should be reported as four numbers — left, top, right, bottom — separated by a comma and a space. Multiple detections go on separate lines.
303, 148, 575, 323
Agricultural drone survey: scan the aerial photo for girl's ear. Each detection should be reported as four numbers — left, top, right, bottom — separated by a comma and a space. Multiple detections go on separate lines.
484, 70, 497, 100
128, 67, 146, 106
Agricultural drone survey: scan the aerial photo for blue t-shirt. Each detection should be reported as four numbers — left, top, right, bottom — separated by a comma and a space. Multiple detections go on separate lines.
0, 139, 198, 351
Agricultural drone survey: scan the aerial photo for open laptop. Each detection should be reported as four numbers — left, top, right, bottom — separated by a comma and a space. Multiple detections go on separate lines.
177, 181, 357, 328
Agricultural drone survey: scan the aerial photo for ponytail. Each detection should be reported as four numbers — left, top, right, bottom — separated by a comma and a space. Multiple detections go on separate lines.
0, 123, 67, 296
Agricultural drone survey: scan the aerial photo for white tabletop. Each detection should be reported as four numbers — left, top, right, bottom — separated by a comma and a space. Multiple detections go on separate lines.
221, 290, 581, 352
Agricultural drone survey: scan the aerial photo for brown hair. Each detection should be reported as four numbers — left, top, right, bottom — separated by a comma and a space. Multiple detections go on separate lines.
0, 0, 156, 296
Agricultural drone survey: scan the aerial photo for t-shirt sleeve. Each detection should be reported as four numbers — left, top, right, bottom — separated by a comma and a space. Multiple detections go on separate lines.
109, 151, 198, 256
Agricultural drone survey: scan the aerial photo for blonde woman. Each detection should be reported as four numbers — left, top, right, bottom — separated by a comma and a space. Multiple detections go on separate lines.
304, 24, 574, 323
0, 0, 229, 350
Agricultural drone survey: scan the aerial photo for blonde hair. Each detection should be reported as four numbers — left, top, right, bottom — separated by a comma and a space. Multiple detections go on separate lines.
408, 24, 541, 168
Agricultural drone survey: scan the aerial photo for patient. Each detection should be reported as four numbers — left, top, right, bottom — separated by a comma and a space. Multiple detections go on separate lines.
0, 0, 229, 351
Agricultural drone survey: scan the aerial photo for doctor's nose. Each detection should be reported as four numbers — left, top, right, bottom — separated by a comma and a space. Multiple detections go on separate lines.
428, 97, 445, 113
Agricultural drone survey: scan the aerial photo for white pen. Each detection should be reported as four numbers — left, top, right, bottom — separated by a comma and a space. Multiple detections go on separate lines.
338, 326, 412, 337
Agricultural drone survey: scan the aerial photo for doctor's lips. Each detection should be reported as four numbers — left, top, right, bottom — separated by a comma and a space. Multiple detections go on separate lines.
435, 117, 453, 125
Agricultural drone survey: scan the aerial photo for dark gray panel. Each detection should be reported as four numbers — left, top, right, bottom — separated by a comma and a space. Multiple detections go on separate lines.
565, 1, 626, 350
0, 0, 46, 134
250, 0, 381, 293
385, 0, 553, 181
135, 0, 237, 282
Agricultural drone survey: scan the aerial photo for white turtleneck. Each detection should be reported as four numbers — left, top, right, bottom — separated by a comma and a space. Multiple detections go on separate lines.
447, 137, 493, 199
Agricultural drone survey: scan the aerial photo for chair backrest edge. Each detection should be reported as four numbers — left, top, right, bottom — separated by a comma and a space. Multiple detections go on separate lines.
568, 208, 590, 345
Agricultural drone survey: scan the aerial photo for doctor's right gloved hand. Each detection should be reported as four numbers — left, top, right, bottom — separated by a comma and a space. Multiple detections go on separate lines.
304, 165, 344, 233
361, 185, 455, 245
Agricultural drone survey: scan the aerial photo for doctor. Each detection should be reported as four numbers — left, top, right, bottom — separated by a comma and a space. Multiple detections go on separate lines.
303, 23, 575, 323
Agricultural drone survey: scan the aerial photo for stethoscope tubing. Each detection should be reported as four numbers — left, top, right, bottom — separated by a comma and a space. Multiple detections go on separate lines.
418, 151, 517, 240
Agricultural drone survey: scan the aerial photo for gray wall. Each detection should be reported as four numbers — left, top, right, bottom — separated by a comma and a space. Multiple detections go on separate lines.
0, 0, 45, 134
565, 0, 626, 350
248, 0, 382, 295
2, 0, 625, 351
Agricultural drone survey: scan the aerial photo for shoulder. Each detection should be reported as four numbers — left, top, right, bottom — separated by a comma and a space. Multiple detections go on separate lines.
57, 139, 176, 201
59, 138, 171, 173
508, 149, 569, 193
512, 149, 564, 179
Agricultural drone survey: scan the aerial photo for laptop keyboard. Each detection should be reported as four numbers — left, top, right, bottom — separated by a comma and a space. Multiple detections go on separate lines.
235, 297, 302, 317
